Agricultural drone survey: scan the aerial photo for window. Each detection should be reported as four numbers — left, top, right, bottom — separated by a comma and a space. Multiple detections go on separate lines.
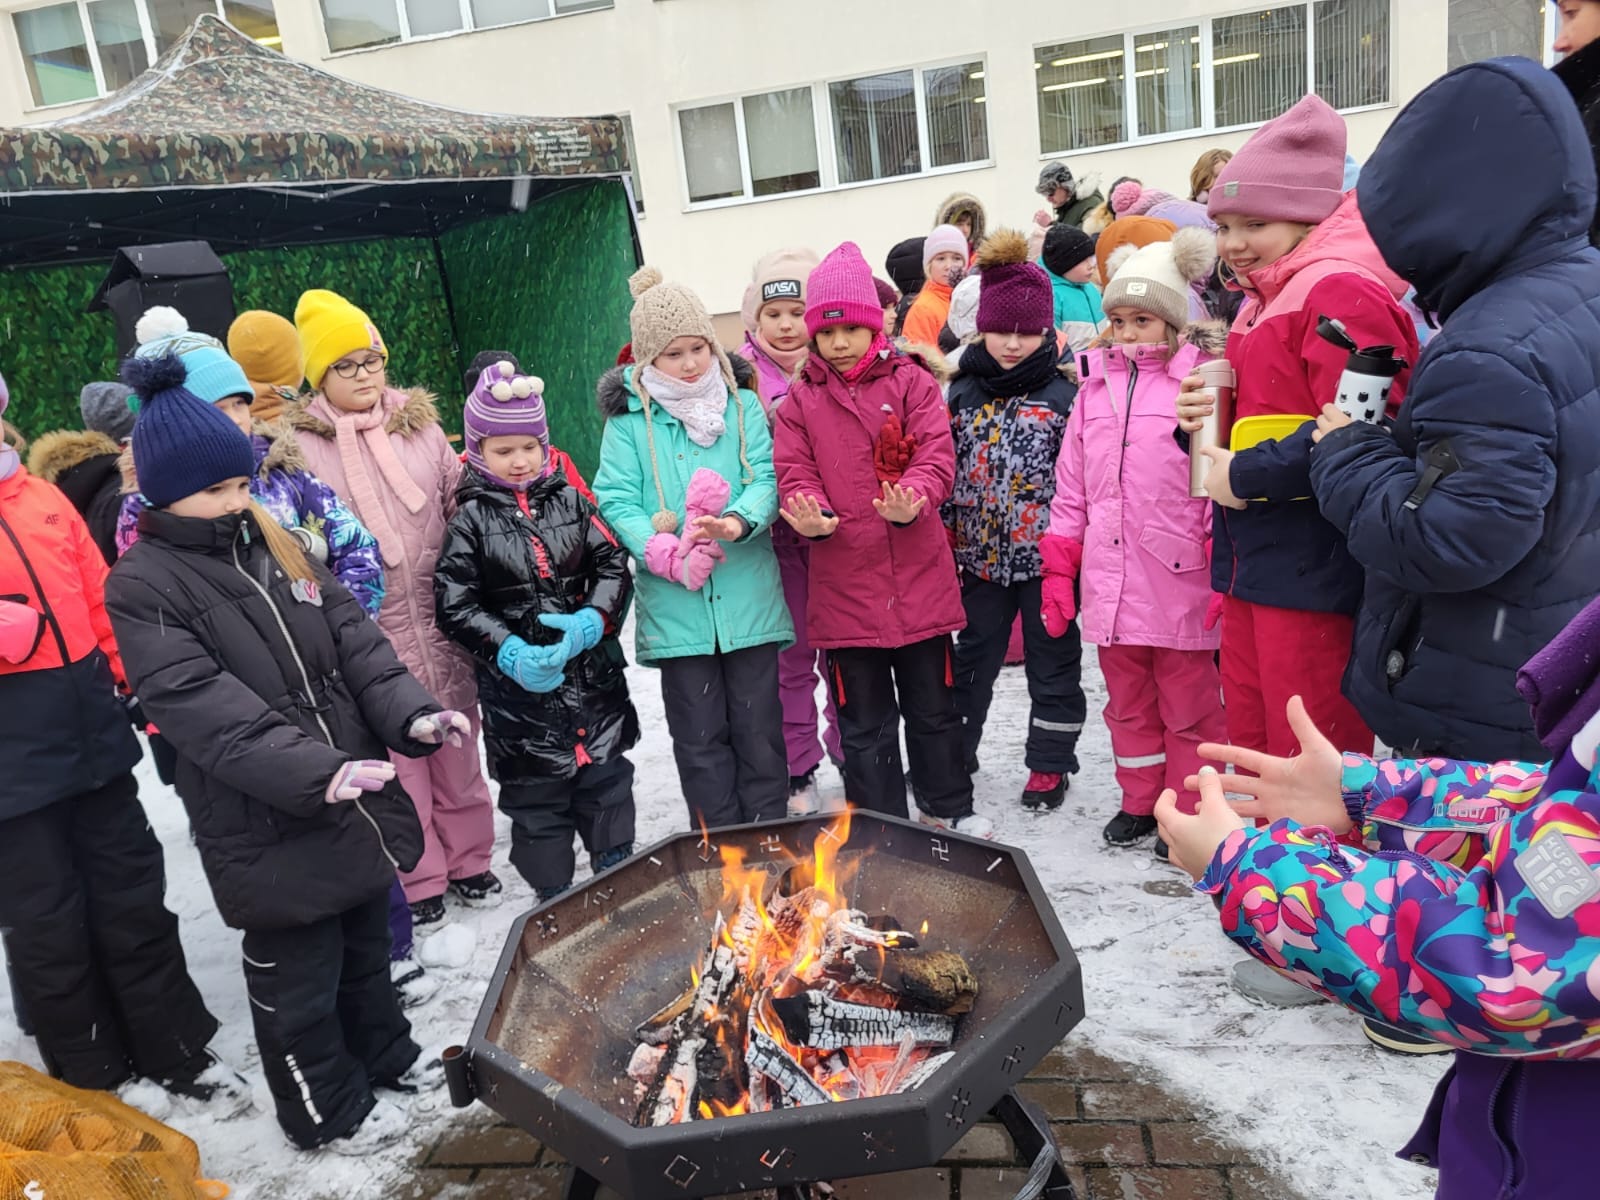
12, 0, 279, 106
320, 0, 609, 52
1446, 0, 1547, 69
677, 59, 988, 207
1036, 1, 1391, 155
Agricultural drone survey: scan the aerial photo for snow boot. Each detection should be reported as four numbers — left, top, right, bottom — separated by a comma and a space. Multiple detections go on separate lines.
159, 1049, 256, 1120
390, 955, 440, 1010
788, 770, 822, 817
1362, 1019, 1451, 1055
1021, 771, 1067, 811
592, 843, 633, 873
327, 1098, 407, 1155
1103, 811, 1158, 846
409, 895, 448, 931
918, 810, 995, 839
377, 1048, 447, 1096
1229, 958, 1323, 1008
447, 871, 503, 907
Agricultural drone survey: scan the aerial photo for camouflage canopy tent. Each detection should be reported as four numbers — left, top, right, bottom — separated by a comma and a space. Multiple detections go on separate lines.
0, 14, 639, 472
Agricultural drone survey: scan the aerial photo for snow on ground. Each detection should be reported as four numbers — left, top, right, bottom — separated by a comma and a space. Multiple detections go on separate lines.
0, 637, 1442, 1199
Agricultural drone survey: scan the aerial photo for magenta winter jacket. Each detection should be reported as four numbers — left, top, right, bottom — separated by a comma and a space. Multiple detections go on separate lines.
774, 348, 964, 649
1048, 337, 1220, 652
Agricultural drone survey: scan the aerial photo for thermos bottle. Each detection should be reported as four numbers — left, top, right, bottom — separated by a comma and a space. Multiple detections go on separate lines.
1188, 358, 1236, 498
1316, 316, 1407, 424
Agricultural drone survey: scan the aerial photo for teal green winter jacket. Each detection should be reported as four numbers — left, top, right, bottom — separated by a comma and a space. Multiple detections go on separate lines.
593, 364, 792, 666
1039, 260, 1104, 350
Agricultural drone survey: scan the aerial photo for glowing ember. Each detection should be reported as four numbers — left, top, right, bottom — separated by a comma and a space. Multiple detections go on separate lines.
629, 811, 977, 1125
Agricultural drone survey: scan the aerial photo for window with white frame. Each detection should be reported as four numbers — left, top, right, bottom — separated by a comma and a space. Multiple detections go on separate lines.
13, 0, 278, 105
1036, 0, 1390, 155
677, 60, 987, 207
320, 0, 606, 53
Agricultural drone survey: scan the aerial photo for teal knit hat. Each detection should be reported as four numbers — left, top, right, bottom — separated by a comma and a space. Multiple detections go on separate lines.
124, 352, 253, 510
133, 307, 252, 406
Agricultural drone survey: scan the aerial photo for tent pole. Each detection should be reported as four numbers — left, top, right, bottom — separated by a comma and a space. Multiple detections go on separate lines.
428, 212, 466, 396
620, 175, 644, 268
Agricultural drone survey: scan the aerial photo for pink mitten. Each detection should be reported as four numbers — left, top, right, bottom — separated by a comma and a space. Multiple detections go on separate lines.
644, 532, 686, 583
684, 468, 732, 524
680, 539, 725, 592
1202, 536, 1224, 631
1038, 535, 1084, 639
0, 598, 43, 665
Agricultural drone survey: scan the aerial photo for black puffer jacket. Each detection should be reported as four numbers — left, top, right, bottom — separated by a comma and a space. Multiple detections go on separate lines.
434, 468, 638, 783
1555, 36, 1600, 248
106, 507, 438, 931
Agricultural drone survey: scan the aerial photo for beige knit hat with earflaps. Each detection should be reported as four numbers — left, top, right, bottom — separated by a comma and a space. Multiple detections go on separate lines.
625, 266, 749, 534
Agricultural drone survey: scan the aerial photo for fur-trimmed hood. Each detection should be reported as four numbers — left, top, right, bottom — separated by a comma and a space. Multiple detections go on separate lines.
596, 352, 756, 419
933, 192, 987, 248
26, 430, 120, 484
287, 386, 440, 441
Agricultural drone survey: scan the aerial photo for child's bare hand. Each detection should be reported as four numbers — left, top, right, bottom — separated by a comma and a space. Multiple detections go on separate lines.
1154, 767, 1246, 883
1187, 696, 1349, 833
872, 481, 927, 525
1312, 403, 1355, 443
779, 493, 839, 538
1177, 374, 1213, 434
690, 514, 744, 543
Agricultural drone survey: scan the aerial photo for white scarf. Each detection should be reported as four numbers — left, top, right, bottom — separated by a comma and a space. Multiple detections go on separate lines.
640, 364, 728, 448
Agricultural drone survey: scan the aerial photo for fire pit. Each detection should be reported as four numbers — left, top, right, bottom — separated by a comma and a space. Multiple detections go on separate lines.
444, 812, 1084, 1199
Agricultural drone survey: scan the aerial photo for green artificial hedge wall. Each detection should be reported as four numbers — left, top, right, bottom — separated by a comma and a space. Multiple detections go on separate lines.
1, 179, 635, 481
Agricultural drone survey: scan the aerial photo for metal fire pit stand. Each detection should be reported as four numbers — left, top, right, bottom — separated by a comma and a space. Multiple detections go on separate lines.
555, 1088, 1077, 1200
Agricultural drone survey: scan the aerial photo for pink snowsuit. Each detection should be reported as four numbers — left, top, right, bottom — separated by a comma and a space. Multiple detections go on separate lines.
1046, 339, 1225, 816
740, 336, 842, 780
290, 386, 494, 902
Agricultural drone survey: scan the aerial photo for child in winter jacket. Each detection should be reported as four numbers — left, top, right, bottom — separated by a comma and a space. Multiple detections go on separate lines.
289, 289, 499, 929
1044, 229, 1227, 851
227, 309, 303, 425
463, 349, 595, 503
774, 242, 989, 837
1039, 224, 1104, 353
1156, 593, 1600, 1200
593, 268, 792, 830
0, 369, 237, 1111
899, 225, 968, 347
1178, 95, 1418, 765
436, 363, 639, 900
27, 424, 124, 565
946, 230, 1086, 814
736, 248, 843, 815
106, 354, 466, 1153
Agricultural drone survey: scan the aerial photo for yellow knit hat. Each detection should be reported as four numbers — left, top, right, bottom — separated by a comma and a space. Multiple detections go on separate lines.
294, 288, 387, 390
227, 310, 303, 392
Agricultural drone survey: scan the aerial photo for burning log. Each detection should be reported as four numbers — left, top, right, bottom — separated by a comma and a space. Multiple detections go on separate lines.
770, 991, 956, 1051
814, 911, 979, 1016
893, 1050, 955, 1093
635, 942, 747, 1126
745, 1028, 830, 1107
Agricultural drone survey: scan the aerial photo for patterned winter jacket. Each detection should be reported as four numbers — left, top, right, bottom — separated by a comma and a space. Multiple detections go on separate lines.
945, 352, 1077, 585
117, 423, 385, 617
1198, 749, 1600, 1057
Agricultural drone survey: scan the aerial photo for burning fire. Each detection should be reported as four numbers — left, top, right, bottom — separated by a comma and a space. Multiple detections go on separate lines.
628, 811, 978, 1125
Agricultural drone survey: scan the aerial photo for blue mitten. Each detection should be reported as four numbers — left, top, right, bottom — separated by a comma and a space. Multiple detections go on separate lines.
537, 608, 605, 664
497, 634, 567, 694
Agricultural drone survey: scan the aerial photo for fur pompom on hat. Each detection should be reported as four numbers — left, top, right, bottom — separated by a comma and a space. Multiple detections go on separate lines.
1101, 227, 1217, 332
1094, 216, 1179, 289
975, 229, 1054, 337
946, 273, 982, 342
133, 306, 252, 406
627, 266, 736, 390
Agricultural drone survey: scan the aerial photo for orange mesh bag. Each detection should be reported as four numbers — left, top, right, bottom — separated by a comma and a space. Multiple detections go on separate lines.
0, 1062, 229, 1200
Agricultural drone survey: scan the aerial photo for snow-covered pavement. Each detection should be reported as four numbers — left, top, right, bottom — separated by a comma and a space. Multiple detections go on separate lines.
0, 639, 1443, 1199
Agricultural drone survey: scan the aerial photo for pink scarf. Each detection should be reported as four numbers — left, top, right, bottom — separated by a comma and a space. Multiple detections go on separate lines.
752, 330, 807, 380
306, 390, 428, 568
841, 334, 893, 385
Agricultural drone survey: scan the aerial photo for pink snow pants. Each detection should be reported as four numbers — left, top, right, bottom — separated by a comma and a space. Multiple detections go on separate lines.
1098, 644, 1226, 817
776, 534, 841, 778
390, 707, 496, 903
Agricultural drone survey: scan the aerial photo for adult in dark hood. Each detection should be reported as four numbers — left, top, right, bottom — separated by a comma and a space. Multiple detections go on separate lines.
1310, 57, 1600, 762
1553, 0, 1600, 245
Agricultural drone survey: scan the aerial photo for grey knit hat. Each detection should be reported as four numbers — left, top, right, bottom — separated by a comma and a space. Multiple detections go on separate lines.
80, 381, 138, 443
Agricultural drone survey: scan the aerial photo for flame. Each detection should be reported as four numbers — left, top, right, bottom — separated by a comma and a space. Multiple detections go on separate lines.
920, 919, 929, 937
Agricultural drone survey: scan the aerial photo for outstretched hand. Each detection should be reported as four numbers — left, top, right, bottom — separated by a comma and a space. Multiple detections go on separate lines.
1154, 766, 1246, 881
780, 493, 840, 538
689, 514, 745, 543
1185, 695, 1349, 834
872, 481, 927, 525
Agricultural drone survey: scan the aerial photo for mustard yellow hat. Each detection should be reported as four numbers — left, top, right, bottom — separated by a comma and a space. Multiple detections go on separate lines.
227, 309, 303, 392
294, 288, 387, 390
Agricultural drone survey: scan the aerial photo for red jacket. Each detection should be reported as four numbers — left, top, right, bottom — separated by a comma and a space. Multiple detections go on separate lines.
1214, 192, 1420, 613
774, 349, 964, 649
0, 468, 140, 817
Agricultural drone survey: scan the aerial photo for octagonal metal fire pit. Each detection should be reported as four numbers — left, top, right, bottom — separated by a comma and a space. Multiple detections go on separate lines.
444, 813, 1084, 1199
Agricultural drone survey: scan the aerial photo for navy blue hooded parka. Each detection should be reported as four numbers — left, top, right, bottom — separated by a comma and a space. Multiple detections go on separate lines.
1310, 57, 1600, 761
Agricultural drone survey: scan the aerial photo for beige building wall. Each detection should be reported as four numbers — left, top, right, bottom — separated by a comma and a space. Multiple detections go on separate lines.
2, 0, 1453, 314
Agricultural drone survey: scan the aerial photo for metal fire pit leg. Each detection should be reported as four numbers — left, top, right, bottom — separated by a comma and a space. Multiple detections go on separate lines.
991, 1090, 1078, 1200
561, 1167, 601, 1200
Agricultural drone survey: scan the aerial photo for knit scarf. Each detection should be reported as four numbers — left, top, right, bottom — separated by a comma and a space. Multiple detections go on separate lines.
959, 341, 1061, 398
839, 334, 894, 385
751, 331, 808, 381
307, 391, 427, 568
639, 365, 728, 448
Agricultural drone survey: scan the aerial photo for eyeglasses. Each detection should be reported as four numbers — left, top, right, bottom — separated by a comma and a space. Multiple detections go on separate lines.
330, 353, 386, 380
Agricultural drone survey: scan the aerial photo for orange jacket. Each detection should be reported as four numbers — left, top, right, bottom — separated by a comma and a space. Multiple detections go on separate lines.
899, 278, 954, 347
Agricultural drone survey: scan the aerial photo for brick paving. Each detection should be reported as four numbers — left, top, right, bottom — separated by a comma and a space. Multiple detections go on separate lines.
404, 1039, 1311, 1200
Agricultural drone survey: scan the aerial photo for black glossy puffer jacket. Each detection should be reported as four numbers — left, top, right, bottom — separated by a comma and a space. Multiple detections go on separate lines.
434, 468, 638, 782
106, 507, 438, 931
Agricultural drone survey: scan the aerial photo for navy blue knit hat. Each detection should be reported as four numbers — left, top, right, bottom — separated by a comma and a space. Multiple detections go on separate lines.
124, 352, 253, 510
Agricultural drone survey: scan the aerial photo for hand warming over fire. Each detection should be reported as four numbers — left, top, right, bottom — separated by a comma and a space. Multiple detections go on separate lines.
1185, 696, 1350, 834
780, 493, 839, 539
872, 481, 926, 525
1154, 767, 1246, 881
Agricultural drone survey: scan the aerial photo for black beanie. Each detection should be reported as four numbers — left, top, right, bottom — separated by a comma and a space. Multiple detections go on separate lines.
1042, 224, 1096, 279
884, 237, 926, 296
464, 349, 521, 395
